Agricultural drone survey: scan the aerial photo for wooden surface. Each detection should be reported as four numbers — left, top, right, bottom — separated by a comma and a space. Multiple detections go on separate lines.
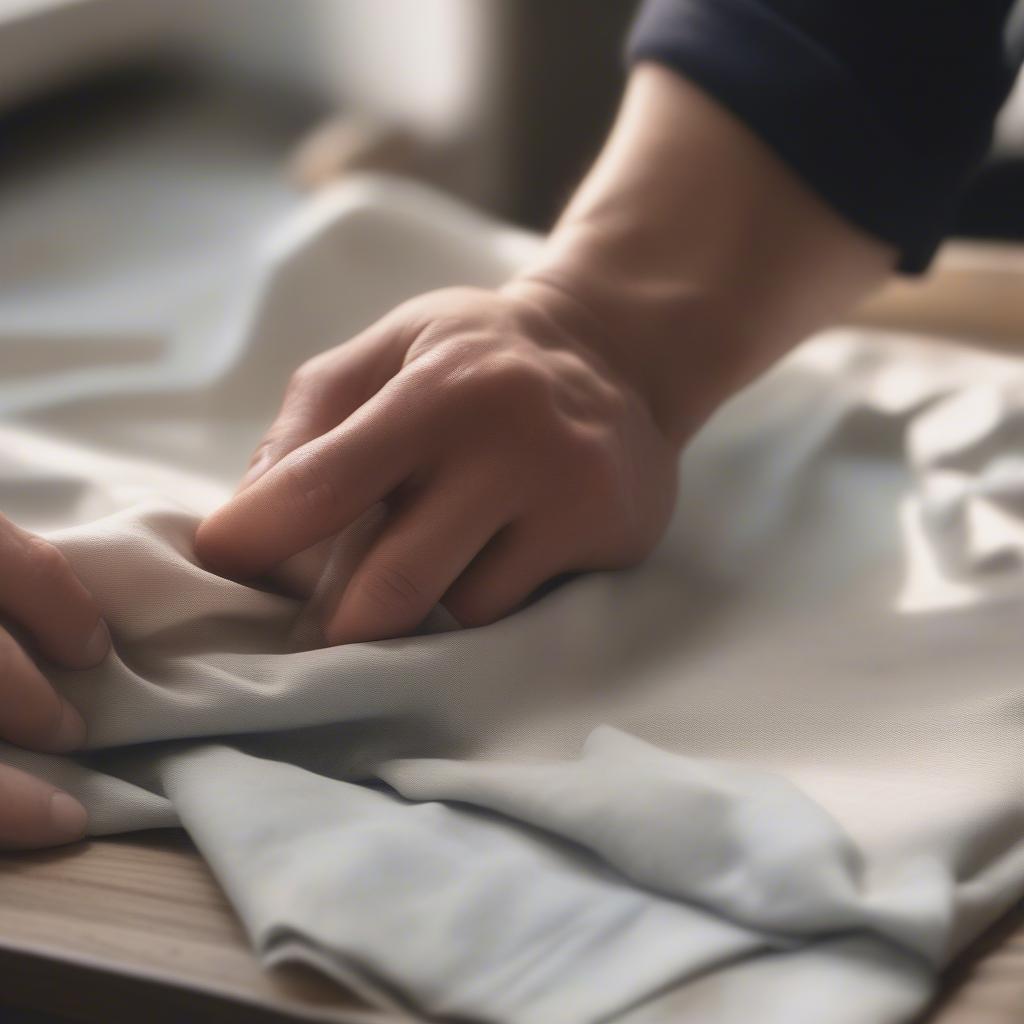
924, 900, 1024, 1024
0, 831, 1020, 1023
0, 831, 394, 1023
850, 241, 1024, 353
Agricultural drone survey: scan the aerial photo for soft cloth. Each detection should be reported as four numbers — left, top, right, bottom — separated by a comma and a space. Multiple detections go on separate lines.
2, 178, 1022, 1023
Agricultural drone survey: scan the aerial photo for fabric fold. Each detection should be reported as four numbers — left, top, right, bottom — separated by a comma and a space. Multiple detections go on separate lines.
1, 179, 1022, 1022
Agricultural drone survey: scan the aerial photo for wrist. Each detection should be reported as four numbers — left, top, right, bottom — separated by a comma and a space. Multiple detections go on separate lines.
501, 259, 745, 446
502, 65, 895, 446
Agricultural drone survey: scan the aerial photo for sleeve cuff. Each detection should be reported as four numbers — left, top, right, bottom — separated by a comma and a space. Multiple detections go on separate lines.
627, 0, 966, 272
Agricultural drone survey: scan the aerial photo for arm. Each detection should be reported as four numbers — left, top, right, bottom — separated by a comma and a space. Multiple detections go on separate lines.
505, 64, 896, 444
628, 0, 1019, 274
194, 64, 893, 644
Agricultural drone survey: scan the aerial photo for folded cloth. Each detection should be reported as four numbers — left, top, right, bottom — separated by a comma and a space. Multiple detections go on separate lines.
1, 178, 1022, 1023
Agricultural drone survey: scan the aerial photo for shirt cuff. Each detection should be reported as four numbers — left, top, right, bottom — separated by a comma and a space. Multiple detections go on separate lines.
627, 0, 969, 272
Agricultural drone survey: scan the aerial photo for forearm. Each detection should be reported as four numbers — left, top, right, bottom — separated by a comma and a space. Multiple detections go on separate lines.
504, 64, 897, 444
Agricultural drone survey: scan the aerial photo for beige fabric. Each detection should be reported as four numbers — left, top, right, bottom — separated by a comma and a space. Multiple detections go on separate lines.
2, 178, 1023, 1023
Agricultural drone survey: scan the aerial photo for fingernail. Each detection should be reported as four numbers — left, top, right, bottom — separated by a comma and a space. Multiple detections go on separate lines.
49, 792, 88, 842
50, 698, 88, 752
83, 619, 110, 666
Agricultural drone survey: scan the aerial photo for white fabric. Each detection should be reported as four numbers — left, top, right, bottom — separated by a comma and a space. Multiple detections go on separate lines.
2, 176, 1023, 1023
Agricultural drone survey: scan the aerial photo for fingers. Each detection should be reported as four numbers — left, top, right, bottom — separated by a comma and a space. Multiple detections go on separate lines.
0, 509, 98, 852
442, 527, 565, 628
196, 373, 432, 579
0, 764, 88, 849
0, 626, 87, 752
325, 480, 508, 645
239, 331, 398, 492
0, 518, 109, 669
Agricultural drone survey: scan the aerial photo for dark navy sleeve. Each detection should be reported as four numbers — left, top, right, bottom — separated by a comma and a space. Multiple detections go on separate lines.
628, 0, 1021, 272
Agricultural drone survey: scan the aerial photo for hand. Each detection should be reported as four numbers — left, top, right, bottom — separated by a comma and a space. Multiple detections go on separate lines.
195, 285, 679, 643
0, 514, 109, 848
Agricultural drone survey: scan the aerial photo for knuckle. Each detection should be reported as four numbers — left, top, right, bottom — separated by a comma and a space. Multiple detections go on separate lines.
359, 562, 424, 617
281, 361, 330, 416
429, 337, 481, 376
446, 352, 550, 413
405, 316, 478, 363
22, 536, 73, 590
282, 358, 335, 415
287, 355, 326, 394
248, 426, 295, 473
247, 437, 279, 468
491, 353, 548, 397
280, 457, 341, 520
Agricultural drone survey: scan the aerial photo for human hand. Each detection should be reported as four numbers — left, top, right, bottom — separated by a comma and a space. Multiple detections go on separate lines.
195, 285, 679, 643
195, 60, 897, 646
0, 514, 109, 848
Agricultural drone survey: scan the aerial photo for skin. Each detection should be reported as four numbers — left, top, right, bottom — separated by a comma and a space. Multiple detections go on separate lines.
196, 66, 896, 643
0, 513, 109, 848
6, 66, 901, 846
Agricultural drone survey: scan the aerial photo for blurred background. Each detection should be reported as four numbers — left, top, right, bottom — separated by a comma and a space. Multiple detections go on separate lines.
1, 0, 1023, 349
0, 0, 640, 226
0, 0, 642, 367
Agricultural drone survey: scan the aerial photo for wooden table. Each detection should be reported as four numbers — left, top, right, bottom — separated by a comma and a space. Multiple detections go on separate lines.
928, 902, 1024, 1024
0, 832, 394, 1023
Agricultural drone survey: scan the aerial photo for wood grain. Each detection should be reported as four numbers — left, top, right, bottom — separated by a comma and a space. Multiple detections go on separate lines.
923, 901, 1024, 1024
0, 831, 397, 1023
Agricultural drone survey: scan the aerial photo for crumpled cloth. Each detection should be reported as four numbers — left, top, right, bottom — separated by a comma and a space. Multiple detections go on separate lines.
2, 178, 1022, 1024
